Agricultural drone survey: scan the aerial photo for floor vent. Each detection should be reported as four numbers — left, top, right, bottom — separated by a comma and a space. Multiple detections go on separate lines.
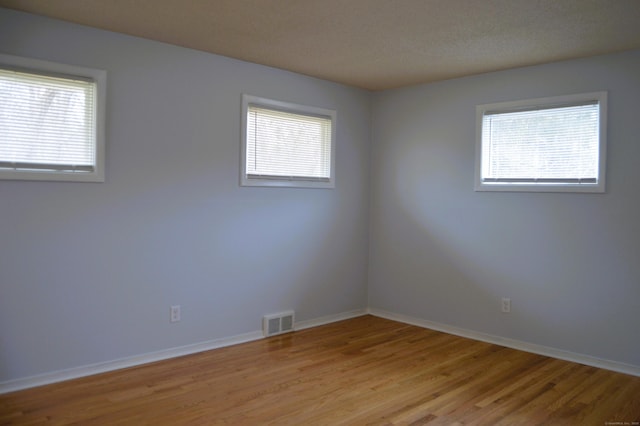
263, 311, 295, 337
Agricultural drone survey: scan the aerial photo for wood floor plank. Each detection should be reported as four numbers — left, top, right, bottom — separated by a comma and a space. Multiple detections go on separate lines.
1, 315, 639, 425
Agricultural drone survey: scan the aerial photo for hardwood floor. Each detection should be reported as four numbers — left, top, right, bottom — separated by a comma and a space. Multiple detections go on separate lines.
1, 315, 639, 425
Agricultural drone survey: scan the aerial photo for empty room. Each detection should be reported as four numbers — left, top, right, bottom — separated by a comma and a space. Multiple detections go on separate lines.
1, 1, 639, 424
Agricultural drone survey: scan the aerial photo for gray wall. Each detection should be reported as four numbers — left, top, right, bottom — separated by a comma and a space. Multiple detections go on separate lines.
0, 9, 371, 382
2, 7, 639, 385
369, 50, 640, 366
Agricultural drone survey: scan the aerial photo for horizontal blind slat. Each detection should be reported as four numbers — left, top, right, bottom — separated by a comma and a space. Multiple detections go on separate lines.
482, 102, 599, 181
247, 104, 332, 179
0, 67, 96, 170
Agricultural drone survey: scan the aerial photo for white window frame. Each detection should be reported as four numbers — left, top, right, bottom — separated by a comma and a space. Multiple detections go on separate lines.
0, 54, 106, 182
241, 94, 336, 189
475, 92, 607, 193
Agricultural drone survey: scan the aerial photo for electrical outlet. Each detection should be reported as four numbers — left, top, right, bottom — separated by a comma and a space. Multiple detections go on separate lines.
501, 298, 511, 313
170, 305, 181, 322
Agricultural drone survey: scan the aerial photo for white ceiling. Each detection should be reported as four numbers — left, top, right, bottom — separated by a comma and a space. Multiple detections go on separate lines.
2, 0, 640, 90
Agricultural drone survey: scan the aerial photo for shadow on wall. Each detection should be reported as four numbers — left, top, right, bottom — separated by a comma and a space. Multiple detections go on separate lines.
381, 126, 635, 361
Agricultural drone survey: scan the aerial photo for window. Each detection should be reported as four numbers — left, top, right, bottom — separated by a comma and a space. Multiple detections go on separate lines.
241, 94, 336, 188
0, 54, 106, 182
475, 92, 607, 193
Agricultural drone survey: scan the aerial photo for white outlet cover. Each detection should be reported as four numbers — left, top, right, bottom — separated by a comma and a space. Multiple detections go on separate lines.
170, 305, 181, 322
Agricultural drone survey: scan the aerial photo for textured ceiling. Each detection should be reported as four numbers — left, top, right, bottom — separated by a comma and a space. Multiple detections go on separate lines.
2, 0, 640, 90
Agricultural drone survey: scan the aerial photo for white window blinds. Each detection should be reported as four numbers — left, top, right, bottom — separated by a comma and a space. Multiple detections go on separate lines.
246, 104, 332, 181
481, 101, 600, 183
0, 68, 96, 173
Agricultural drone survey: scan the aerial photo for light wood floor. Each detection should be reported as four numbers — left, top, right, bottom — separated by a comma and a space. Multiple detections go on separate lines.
1, 315, 639, 425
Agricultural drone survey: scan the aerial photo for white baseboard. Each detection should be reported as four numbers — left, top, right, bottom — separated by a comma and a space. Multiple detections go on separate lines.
0, 330, 264, 394
369, 308, 640, 378
5, 306, 635, 394
0, 308, 369, 394
295, 308, 368, 331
